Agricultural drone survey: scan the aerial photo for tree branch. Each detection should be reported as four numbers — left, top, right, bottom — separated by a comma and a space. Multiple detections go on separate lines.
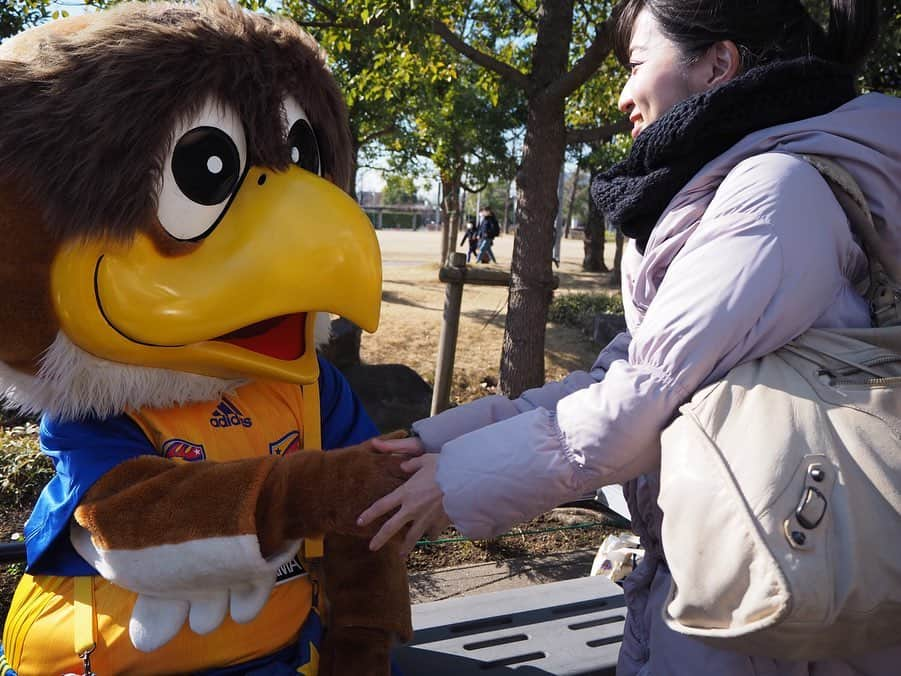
510, 0, 538, 23
302, 0, 340, 21
565, 117, 630, 145
295, 20, 360, 29
461, 178, 490, 193
546, 15, 617, 101
295, 1, 391, 30
359, 123, 399, 147
431, 19, 531, 91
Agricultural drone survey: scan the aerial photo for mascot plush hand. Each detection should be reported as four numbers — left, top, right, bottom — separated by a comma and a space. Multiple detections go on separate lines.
0, 3, 412, 674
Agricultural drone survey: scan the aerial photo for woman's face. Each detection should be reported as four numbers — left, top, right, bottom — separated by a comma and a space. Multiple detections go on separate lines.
618, 8, 712, 138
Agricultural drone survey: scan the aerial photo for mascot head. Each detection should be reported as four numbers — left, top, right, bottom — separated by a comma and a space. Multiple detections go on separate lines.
0, 1, 381, 421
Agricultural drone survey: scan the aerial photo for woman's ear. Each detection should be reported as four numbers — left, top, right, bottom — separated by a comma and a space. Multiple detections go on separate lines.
689, 40, 741, 93
706, 40, 741, 86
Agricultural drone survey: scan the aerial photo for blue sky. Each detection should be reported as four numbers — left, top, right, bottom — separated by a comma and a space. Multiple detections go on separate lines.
49, 1, 94, 18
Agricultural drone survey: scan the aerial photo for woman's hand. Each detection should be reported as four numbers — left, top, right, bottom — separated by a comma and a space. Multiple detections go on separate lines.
371, 434, 426, 456
357, 452, 450, 557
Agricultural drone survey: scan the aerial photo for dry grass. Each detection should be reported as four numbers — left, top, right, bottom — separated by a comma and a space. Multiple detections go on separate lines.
362, 229, 617, 404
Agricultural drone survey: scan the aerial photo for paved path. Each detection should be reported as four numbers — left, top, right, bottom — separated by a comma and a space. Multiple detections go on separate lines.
409, 548, 599, 604
374, 228, 600, 268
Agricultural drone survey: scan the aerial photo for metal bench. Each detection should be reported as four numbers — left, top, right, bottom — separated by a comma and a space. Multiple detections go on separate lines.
393, 575, 626, 675
2, 542, 626, 674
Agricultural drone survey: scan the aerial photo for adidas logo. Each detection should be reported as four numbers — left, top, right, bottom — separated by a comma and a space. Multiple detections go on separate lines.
210, 397, 253, 428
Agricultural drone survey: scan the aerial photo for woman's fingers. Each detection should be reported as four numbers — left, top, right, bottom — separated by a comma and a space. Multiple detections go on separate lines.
400, 506, 450, 558
426, 513, 451, 541
362, 454, 445, 552
400, 519, 428, 558
370, 508, 414, 552
400, 454, 429, 473
357, 487, 403, 527
371, 436, 425, 456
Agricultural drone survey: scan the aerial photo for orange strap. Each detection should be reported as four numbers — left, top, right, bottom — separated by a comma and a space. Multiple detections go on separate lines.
301, 382, 324, 559
73, 576, 96, 673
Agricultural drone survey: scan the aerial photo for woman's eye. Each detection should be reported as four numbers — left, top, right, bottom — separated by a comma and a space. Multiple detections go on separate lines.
628, 61, 642, 75
171, 127, 242, 206
287, 118, 321, 176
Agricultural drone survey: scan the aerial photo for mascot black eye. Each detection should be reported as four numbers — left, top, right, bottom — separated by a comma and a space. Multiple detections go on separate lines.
287, 119, 321, 176
283, 97, 321, 177
157, 99, 247, 240
172, 127, 241, 206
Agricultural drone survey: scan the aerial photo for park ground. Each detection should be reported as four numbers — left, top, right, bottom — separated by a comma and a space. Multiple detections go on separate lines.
365, 228, 624, 573
365, 227, 616, 405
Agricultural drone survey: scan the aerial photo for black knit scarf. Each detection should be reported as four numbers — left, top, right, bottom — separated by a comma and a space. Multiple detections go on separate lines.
590, 57, 857, 253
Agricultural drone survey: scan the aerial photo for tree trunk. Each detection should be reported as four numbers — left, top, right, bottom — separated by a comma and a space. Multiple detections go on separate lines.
610, 226, 625, 287
564, 147, 582, 239
582, 166, 608, 272
440, 173, 462, 264
499, 1, 573, 398
348, 140, 361, 201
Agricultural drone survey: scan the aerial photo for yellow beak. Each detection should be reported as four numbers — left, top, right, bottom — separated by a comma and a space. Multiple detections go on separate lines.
51, 167, 381, 384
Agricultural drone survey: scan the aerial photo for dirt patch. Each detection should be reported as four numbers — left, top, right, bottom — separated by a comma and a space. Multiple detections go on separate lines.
364, 230, 618, 406
0, 506, 29, 621
407, 508, 620, 572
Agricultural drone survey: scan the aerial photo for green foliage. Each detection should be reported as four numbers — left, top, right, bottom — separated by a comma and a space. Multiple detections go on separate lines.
566, 52, 628, 133
366, 210, 421, 229
0, 0, 52, 40
548, 292, 623, 328
0, 425, 52, 507
382, 174, 420, 204
476, 179, 513, 219
5, 562, 25, 578
864, 1, 901, 95
281, 0, 446, 179
584, 133, 631, 172
806, 0, 901, 95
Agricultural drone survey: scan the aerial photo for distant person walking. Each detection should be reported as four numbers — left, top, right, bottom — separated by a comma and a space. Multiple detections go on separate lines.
460, 217, 480, 262
476, 206, 499, 263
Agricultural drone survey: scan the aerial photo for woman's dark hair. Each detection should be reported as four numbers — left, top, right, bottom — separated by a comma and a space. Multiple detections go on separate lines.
614, 0, 880, 73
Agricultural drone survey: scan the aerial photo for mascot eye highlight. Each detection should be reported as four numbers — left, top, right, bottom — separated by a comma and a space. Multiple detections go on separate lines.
287, 119, 321, 176
283, 97, 321, 177
172, 127, 242, 206
157, 100, 247, 241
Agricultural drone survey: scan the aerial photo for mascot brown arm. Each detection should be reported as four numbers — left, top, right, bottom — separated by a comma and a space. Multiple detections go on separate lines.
73, 437, 412, 673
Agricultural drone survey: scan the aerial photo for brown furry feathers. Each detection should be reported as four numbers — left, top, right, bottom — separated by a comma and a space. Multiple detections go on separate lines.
0, 1, 352, 242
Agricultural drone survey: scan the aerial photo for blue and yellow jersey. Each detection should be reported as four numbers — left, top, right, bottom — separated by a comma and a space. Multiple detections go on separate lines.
2, 356, 377, 676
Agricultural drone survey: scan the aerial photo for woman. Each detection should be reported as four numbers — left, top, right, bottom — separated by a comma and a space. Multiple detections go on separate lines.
361, 1, 901, 673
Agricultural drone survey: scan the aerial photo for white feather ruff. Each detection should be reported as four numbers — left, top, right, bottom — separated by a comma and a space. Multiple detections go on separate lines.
0, 316, 334, 422
0, 333, 242, 421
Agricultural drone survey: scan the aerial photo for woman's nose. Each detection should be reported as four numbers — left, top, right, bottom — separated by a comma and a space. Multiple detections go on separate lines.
618, 79, 634, 114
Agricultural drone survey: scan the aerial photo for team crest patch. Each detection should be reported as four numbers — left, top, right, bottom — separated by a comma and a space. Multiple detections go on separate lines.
269, 430, 302, 456
161, 438, 206, 462
210, 397, 253, 428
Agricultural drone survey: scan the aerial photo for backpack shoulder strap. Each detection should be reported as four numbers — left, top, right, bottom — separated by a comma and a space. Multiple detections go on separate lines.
798, 153, 901, 328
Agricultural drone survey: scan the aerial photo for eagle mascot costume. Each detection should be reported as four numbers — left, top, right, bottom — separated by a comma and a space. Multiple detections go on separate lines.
0, 2, 413, 674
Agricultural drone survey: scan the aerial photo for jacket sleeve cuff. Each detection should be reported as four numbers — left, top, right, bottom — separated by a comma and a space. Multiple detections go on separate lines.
412, 363, 613, 451
435, 408, 583, 539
